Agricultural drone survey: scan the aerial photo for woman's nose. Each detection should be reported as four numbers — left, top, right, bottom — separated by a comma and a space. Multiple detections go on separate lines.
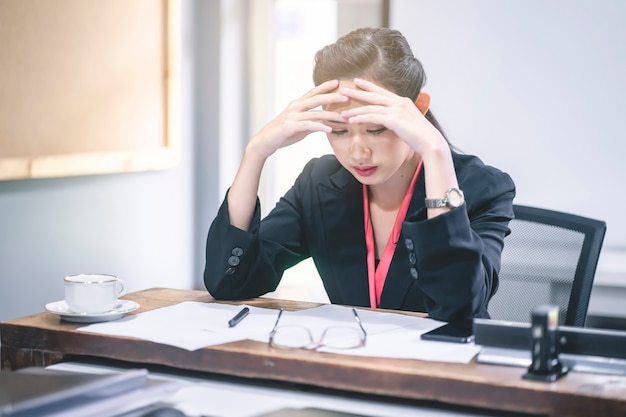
349, 135, 372, 163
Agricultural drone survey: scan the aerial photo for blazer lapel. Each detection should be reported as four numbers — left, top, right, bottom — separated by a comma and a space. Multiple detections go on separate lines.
379, 168, 427, 310
317, 169, 370, 306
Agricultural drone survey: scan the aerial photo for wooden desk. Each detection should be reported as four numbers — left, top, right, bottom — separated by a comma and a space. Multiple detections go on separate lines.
2, 287, 626, 417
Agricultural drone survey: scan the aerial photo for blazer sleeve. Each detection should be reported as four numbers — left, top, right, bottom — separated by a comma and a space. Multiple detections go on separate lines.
403, 165, 516, 322
203, 163, 315, 300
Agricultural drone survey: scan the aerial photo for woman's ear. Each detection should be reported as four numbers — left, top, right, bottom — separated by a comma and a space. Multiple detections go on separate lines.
415, 92, 430, 115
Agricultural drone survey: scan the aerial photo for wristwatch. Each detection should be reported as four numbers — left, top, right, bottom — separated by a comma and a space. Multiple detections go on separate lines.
424, 188, 465, 209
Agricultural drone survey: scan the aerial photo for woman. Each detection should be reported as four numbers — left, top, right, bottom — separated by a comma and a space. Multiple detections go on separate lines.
204, 27, 515, 322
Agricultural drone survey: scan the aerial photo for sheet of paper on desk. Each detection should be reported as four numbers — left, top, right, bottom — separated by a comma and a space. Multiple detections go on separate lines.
77, 302, 278, 351
268, 305, 481, 363
77, 302, 480, 363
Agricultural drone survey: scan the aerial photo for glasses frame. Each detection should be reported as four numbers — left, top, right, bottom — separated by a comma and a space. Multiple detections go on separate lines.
268, 307, 367, 350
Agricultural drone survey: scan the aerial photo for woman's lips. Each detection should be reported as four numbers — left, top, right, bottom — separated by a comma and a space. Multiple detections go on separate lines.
353, 166, 377, 177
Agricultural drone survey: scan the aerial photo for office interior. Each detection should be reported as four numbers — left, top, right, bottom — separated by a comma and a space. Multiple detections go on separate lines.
0, 0, 625, 331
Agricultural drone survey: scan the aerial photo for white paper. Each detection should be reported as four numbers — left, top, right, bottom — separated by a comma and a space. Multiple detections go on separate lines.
251, 304, 480, 363
77, 302, 480, 363
77, 302, 278, 351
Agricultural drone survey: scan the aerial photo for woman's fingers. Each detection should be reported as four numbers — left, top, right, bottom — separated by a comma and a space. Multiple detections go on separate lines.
251, 80, 349, 156
295, 109, 344, 124
283, 111, 343, 138
348, 78, 397, 99
339, 106, 389, 125
303, 79, 340, 98
302, 93, 349, 112
338, 78, 417, 122
292, 79, 350, 111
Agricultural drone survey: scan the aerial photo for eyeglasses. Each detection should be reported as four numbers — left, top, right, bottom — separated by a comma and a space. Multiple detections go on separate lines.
268, 307, 367, 350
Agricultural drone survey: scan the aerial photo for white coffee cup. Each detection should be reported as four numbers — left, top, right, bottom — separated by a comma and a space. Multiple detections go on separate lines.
64, 274, 125, 314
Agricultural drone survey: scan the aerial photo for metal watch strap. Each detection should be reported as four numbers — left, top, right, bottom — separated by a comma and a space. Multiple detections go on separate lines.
424, 188, 464, 209
424, 197, 447, 208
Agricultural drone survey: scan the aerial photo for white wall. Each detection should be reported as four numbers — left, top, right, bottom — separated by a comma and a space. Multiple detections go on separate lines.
390, 0, 626, 317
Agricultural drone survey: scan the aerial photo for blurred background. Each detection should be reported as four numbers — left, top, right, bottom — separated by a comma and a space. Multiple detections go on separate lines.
1, 0, 624, 328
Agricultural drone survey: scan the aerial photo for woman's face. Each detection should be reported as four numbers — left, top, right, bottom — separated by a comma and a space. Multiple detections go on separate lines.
324, 79, 415, 186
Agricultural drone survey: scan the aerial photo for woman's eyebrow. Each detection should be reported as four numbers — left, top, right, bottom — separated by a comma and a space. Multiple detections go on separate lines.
325, 119, 345, 125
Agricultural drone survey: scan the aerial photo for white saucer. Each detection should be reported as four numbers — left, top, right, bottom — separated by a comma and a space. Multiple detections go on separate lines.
44, 300, 140, 323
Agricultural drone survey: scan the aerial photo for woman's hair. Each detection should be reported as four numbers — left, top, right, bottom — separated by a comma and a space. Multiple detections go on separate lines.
313, 27, 448, 141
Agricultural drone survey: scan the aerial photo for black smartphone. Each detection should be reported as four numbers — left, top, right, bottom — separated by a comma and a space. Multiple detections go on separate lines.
421, 320, 474, 344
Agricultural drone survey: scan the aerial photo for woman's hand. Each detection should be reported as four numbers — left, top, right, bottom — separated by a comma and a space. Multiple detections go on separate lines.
339, 78, 459, 219
228, 80, 347, 231
248, 80, 348, 159
338, 78, 446, 156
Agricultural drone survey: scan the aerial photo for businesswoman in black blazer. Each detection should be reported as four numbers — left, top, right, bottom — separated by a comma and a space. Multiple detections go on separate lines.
204, 27, 516, 322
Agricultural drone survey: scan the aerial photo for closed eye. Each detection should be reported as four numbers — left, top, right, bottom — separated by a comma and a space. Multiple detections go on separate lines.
330, 129, 348, 136
367, 127, 388, 135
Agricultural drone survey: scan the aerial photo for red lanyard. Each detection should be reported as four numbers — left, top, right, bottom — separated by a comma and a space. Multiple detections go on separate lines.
363, 161, 422, 308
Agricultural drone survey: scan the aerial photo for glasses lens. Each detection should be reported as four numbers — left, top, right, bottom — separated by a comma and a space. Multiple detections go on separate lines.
271, 326, 313, 348
320, 326, 363, 349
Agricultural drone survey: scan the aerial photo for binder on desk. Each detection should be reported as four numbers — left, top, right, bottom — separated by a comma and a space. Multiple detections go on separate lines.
0, 367, 180, 417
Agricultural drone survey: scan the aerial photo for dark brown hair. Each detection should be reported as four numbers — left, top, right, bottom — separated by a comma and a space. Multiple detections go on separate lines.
313, 27, 448, 140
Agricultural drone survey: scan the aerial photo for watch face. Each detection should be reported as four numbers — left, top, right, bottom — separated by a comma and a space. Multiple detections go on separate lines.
447, 188, 465, 208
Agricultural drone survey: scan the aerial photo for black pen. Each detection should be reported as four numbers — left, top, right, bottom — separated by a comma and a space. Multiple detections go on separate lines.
228, 307, 250, 327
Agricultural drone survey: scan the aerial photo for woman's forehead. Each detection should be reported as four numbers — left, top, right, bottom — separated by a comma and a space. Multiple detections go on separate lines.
324, 79, 366, 113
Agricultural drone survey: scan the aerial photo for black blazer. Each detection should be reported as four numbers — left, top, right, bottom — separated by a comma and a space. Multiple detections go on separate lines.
204, 152, 516, 322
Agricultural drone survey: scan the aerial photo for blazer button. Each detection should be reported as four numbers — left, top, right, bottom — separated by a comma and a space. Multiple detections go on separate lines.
409, 252, 417, 265
404, 238, 414, 251
228, 256, 240, 266
410, 267, 418, 280
232, 247, 244, 256
225, 267, 236, 275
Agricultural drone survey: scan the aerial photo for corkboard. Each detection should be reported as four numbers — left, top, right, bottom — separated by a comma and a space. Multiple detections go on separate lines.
0, 0, 180, 180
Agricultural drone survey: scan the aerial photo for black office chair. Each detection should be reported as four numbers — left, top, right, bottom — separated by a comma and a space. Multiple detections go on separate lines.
488, 204, 606, 327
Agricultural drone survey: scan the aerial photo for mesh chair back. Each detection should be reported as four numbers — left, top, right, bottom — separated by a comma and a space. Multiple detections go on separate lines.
488, 205, 606, 326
